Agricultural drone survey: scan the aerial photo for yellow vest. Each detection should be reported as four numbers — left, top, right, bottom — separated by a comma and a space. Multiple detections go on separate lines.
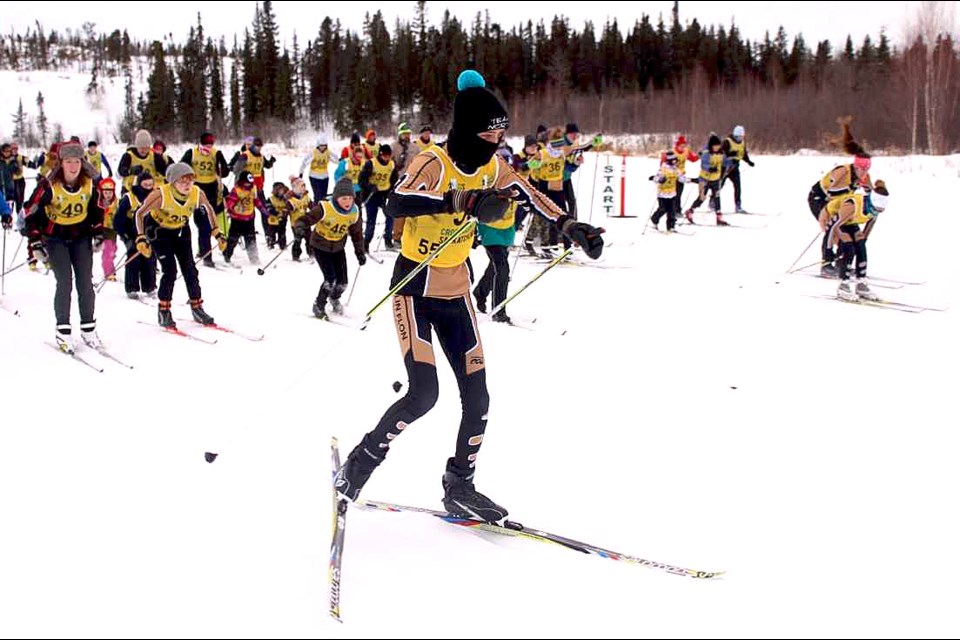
310, 148, 331, 176
40, 156, 58, 178
123, 151, 159, 191
314, 200, 359, 242
192, 146, 219, 184
414, 138, 433, 152
45, 180, 93, 226
820, 165, 854, 195
230, 189, 256, 219
517, 151, 536, 180
8, 155, 26, 180
675, 150, 688, 173
364, 140, 380, 158
288, 193, 311, 225
726, 137, 745, 160
538, 146, 566, 183
268, 195, 291, 225
400, 146, 496, 268
657, 166, 681, 197
344, 158, 363, 185
244, 152, 264, 177
85, 150, 102, 173
103, 199, 118, 229
119, 191, 141, 223
700, 153, 723, 182
151, 183, 200, 229
826, 193, 872, 225
370, 159, 395, 192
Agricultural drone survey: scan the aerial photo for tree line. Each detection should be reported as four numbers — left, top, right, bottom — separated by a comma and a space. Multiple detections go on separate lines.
3, 1, 958, 153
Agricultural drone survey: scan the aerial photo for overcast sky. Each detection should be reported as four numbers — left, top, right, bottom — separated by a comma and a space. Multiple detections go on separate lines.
9, 1, 951, 50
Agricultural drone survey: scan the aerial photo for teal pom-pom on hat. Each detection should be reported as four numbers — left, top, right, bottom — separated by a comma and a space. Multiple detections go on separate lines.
457, 70, 486, 91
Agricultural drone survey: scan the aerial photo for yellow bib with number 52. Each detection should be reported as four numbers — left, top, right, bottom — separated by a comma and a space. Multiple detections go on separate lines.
45, 180, 93, 225
400, 147, 498, 268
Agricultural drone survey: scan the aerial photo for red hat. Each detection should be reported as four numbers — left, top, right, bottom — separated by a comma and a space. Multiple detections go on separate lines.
676, 135, 687, 146
365, 129, 376, 139
98, 177, 116, 191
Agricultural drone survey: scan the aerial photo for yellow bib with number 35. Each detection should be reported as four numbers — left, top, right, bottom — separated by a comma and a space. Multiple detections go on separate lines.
45, 180, 93, 225
314, 200, 359, 241
400, 146, 498, 268
151, 183, 200, 229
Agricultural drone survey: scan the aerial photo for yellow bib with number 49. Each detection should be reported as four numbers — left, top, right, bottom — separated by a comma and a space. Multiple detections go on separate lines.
45, 180, 93, 225
400, 146, 498, 268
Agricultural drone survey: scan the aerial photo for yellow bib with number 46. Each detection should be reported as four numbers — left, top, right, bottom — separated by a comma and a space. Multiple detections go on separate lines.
314, 200, 359, 241
400, 146, 498, 268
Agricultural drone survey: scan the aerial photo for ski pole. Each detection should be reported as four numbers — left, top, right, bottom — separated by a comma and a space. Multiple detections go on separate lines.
8, 233, 23, 269
587, 152, 600, 225
509, 211, 534, 282
346, 264, 362, 306
785, 231, 822, 273
787, 258, 829, 275
489, 247, 574, 317
1, 229, 7, 296
256, 246, 286, 275
363, 218, 477, 328
2, 260, 28, 277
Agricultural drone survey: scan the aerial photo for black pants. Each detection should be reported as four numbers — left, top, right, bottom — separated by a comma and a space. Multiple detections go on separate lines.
545, 189, 567, 248
267, 222, 287, 249
47, 236, 95, 329
224, 218, 258, 263
690, 179, 720, 212
292, 228, 308, 260
723, 165, 742, 209
651, 195, 680, 230
807, 184, 835, 262
563, 178, 577, 217
475, 245, 510, 314
310, 176, 329, 201
14, 178, 26, 214
837, 225, 867, 280
356, 294, 489, 479
195, 182, 222, 259
122, 236, 157, 294
364, 191, 392, 245
152, 224, 200, 302
315, 249, 348, 303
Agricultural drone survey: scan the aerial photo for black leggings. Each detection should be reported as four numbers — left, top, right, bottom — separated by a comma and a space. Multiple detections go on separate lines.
475, 245, 510, 313
122, 236, 157, 294
315, 249, 348, 303
808, 184, 836, 262
356, 294, 490, 478
151, 224, 200, 302
690, 179, 720, 212
47, 236, 95, 329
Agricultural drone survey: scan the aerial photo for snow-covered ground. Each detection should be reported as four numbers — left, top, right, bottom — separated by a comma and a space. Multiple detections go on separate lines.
1, 150, 959, 639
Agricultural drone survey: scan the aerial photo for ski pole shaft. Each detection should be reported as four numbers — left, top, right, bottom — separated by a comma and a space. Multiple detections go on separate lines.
509, 213, 534, 281
788, 258, 828, 275
2, 230, 7, 296
587, 152, 600, 225
489, 247, 573, 317
1, 260, 28, 277
363, 218, 477, 327
346, 264, 362, 306
8, 233, 23, 269
785, 231, 822, 273
256, 246, 286, 275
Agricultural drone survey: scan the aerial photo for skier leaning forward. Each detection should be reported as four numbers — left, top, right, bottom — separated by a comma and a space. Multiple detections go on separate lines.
334, 70, 606, 523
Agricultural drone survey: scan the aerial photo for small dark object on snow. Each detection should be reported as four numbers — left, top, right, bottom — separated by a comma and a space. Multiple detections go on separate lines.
392, 381, 403, 393
205, 451, 219, 463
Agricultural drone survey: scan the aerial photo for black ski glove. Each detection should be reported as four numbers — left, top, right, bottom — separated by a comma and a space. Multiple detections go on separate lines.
556, 215, 605, 260
356, 250, 367, 266
445, 188, 517, 223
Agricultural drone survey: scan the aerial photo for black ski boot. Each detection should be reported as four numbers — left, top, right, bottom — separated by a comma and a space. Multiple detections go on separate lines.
473, 287, 487, 314
158, 301, 177, 328
190, 299, 215, 325
442, 459, 508, 523
492, 310, 512, 324
312, 299, 327, 319
335, 442, 385, 502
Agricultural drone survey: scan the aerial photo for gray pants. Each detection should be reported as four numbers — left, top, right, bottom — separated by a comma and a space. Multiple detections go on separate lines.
47, 236, 96, 330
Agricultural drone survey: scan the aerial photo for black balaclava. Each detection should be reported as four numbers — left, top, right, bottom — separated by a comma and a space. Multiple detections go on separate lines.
446, 70, 509, 173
